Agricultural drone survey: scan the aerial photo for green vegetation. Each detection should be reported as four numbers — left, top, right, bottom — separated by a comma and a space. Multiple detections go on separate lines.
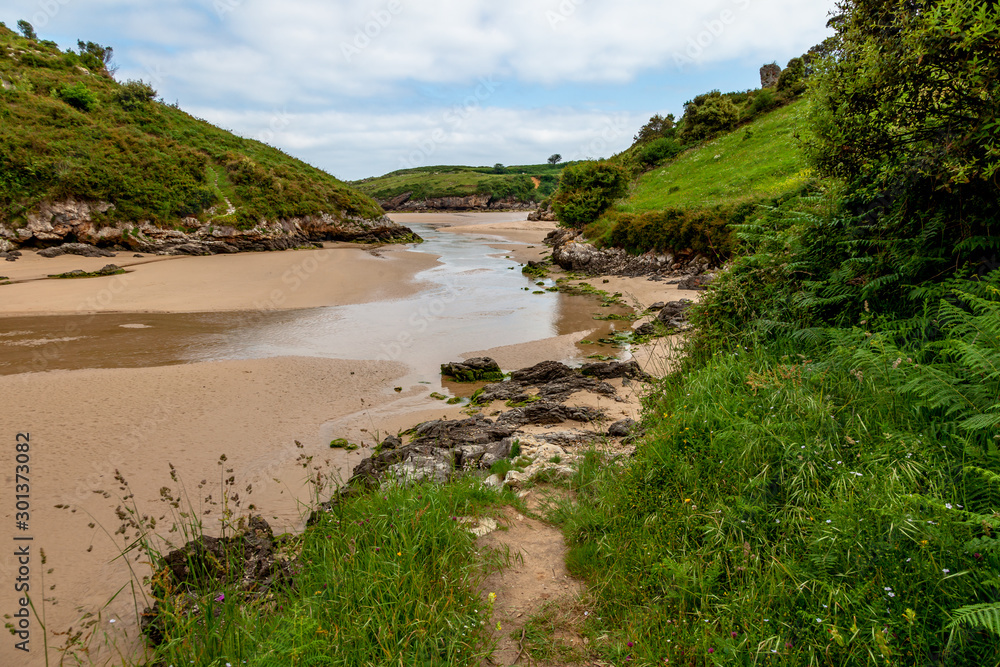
129, 476, 513, 666
353, 162, 570, 204
0, 26, 383, 230
549, 4, 1000, 664
622, 101, 811, 213
550, 161, 630, 228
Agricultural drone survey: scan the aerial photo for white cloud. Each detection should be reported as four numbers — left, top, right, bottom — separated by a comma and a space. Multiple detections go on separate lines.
190, 105, 647, 180
4, 0, 837, 177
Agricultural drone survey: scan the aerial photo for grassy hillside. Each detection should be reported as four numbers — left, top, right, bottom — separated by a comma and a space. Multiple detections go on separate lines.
620, 100, 810, 213
0, 26, 383, 230
353, 163, 570, 203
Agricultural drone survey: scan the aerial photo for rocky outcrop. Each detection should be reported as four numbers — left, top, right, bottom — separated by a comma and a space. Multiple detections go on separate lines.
527, 201, 557, 222
379, 192, 538, 212
760, 63, 781, 88
312, 359, 652, 496
546, 228, 718, 281
2, 199, 419, 256
141, 516, 292, 646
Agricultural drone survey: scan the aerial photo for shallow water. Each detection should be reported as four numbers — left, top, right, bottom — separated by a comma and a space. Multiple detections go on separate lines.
0, 221, 627, 379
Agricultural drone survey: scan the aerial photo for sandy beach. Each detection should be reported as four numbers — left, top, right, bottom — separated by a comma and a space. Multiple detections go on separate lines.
0, 244, 438, 316
0, 211, 694, 665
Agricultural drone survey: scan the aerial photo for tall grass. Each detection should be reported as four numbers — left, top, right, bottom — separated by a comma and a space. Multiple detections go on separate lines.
133, 476, 514, 666
559, 327, 1000, 664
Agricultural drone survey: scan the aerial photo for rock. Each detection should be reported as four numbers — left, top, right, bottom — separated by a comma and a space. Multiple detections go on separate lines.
634, 322, 656, 337
379, 434, 402, 451
580, 360, 650, 381
482, 474, 504, 490
133, 254, 144, 258
515, 402, 604, 426
37, 242, 115, 258
527, 201, 557, 222
607, 419, 642, 438
441, 357, 503, 382
760, 62, 782, 88
2, 199, 420, 256
141, 515, 292, 646
96, 264, 122, 276
510, 360, 577, 386
347, 416, 516, 489
475, 382, 531, 405
648, 302, 666, 311
537, 430, 604, 447
678, 274, 716, 291
657, 300, 694, 330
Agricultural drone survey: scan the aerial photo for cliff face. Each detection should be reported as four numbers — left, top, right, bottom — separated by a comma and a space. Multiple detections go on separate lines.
0, 200, 418, 255
379, 192, 538, 212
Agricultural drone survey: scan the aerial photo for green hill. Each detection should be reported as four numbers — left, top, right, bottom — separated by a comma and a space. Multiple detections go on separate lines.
620, 99, 810, 213
353, 163, 570, 208
0, 25, 403, 249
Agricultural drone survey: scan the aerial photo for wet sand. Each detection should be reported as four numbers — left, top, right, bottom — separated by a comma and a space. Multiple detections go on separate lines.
0, 245, 438, 316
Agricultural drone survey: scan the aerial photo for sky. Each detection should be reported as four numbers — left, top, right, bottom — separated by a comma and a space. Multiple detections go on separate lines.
4, 0, 839, 181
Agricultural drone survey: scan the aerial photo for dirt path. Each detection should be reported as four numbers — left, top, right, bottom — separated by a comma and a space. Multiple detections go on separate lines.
478, 492, 590, 666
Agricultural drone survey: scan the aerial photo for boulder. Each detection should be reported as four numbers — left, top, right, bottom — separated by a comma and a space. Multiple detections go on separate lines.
37, 243, 114, 258
441, 357, 503, 382
657, 300, 694, 330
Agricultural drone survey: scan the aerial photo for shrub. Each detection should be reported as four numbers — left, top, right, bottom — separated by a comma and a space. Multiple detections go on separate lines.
551, 161, 629, 228
637, 137, 681, 168
115, 79, 157, 110
777, 57, 806, 93
56, 82, 98, 112
607, 207, 736, 261
679, 91, 739, 142
746, 89, 779, 118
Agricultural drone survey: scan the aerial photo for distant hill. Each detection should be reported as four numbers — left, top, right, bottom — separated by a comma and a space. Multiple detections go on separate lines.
0, 25, 413, 254
352, 163, 573, 211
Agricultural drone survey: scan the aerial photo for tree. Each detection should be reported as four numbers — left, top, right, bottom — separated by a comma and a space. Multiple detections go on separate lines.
550, 161, 629, 228
807, 0, 1000, 301
77, 40, 116, 75
634, 113, 675, 144
17, 20, 36, 41
547, 154, 562, 165
492, 163, 506, 174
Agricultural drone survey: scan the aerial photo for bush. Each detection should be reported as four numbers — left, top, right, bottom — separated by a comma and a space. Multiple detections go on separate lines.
634, 113, 676, 144
746, 89, 779, 118
777, 57, 806, 93
56, 82, 98, 112
607, 207, 736, 261
550, 161, 629, 228
115, 79, 157, 110
679, 91, 739, 142
637, 137, 681, 168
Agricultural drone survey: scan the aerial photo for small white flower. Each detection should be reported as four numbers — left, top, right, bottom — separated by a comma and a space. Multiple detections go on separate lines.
943, 569, 950, 574
826, 520, 832, 524
109, 619, 116, 623
945, 503, 953, 510
888, 592, 895, 598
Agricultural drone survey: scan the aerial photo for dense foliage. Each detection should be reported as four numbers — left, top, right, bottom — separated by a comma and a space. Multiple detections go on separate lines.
806, 0, 1000, 313
0, 28, 383, 229
550, 161, 630, 228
